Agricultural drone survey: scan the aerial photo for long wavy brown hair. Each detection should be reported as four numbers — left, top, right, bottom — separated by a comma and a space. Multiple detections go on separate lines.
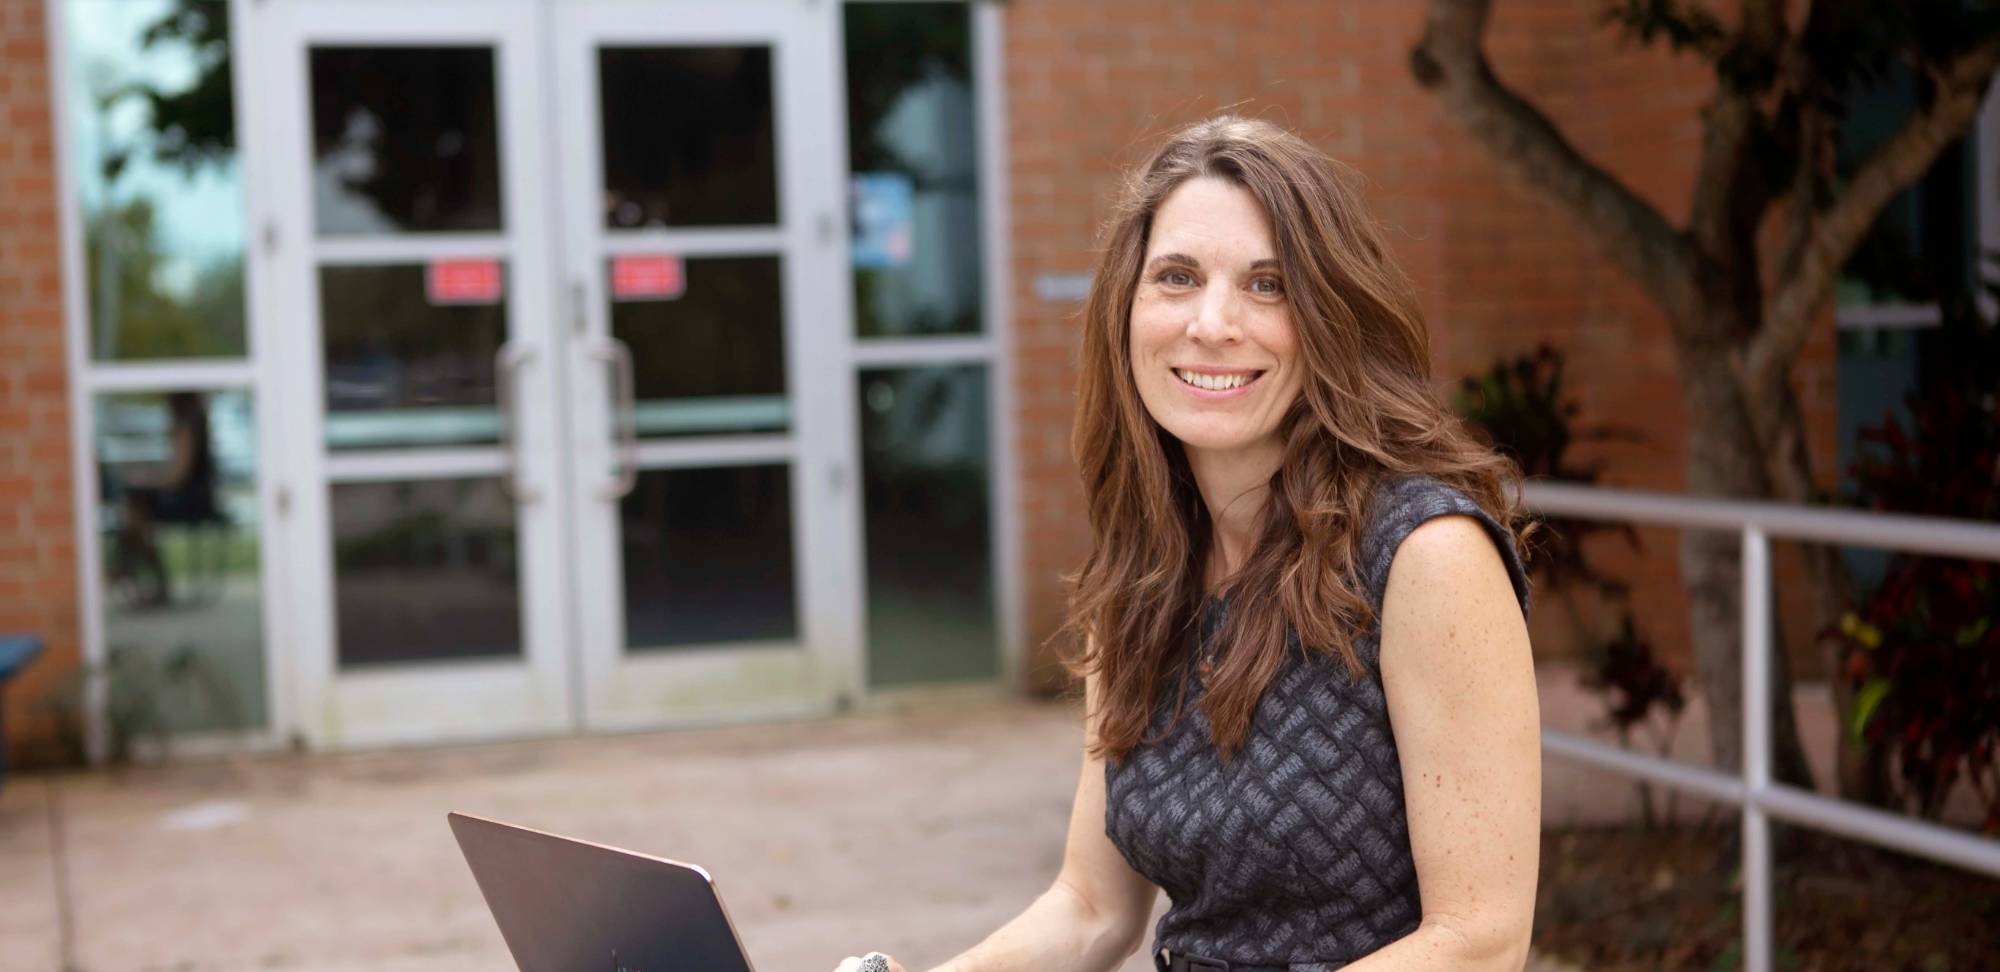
1063, 115, 1527, 764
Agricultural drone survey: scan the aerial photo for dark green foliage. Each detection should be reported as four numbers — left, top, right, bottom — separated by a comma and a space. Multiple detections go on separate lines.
1459, 345, 1689, 827
38, 643, 239, 766
101, 0, 235, 181
1838, 285, 2000, 832
1604, 0, 2000, 93
842, 2, 974, 176
1456, 343, 1644, 598
1581, 613, 1688, 734
84, 199, 246, 359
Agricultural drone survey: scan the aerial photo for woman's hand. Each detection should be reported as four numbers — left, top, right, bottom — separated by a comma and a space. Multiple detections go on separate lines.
832, 951, 907, 972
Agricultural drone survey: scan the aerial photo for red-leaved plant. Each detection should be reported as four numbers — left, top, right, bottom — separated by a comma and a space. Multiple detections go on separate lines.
1838, 300, 2000, 833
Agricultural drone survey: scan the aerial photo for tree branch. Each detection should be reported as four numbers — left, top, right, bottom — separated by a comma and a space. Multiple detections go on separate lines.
1412, 0, 1699, 323
1747, 37, 2000, 390
1688, 98, 1776, 331
1770, 94, 1832, 289
1689, 0, 1788, 302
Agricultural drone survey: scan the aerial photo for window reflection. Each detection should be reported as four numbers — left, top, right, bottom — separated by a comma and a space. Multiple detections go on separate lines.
1834, 64, 1971, 309
843, 3, 984, 337
332, 478, 521, 667
320, 263, 509, 450
622, 465, 798, 650
310, 46, 504, 235
859, 366, 997, 685
66, 0, 247, 360
608, 256, 790, 438
94, 389, 266, 733
598, 46, 779, 228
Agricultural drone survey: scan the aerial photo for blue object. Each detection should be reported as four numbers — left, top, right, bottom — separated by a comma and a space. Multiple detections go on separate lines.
0, 634, 44, 789
849, 172, 914, 269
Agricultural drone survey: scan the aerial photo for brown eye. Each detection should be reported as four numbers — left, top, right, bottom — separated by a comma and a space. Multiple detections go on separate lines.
1160, 269, 1196, 287
1251, 276, 1283, 295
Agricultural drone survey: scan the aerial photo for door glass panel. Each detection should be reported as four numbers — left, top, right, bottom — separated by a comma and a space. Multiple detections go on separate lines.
94, 389, 266, 735
66, 0, 249, 361
321, 263, 508, 450
859, 365, 996, 685
609, 256, 789, 437
332, 478, 520, 667
843, 2, 983, 337
310, 46, 504, 235
598, 46, 778, 228
622, 465, 797, 650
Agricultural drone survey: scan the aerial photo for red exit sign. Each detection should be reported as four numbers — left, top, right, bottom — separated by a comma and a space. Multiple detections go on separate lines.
611, 255, 685, 301
426, 259, 505, 305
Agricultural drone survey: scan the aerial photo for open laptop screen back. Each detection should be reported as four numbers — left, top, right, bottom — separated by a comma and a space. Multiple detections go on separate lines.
450, 814, 754, 972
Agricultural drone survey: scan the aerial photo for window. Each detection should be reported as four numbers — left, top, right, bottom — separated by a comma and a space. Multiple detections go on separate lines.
66, 0, 247, 360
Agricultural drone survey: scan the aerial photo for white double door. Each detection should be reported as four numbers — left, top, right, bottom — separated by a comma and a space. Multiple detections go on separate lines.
264, 0, 861, 747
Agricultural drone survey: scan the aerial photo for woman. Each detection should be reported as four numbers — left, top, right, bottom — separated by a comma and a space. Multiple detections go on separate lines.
112, 391, 220, 606
835, 115, 1540, 972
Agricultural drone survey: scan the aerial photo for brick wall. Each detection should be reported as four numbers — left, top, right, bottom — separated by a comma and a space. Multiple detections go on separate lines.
1005, 0, 1841, 688
0, 0, 80, 754
0, 0, 1854, 749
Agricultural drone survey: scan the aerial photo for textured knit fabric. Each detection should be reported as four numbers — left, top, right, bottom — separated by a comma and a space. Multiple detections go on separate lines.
1103, 475, 1531, 971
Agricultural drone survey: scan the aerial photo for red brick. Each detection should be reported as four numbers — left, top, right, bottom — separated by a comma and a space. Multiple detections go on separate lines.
1001, 0, 1838, 686
0, 0, 80, 749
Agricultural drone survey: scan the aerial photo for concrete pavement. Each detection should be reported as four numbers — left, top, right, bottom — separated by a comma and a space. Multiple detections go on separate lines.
0, 663, 1868, 972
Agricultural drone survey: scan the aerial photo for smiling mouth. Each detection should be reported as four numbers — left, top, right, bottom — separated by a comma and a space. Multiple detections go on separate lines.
1174, 368, 1264, 391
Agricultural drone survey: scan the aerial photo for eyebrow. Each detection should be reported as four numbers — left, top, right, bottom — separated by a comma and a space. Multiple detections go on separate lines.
1143, 253, 1281, 272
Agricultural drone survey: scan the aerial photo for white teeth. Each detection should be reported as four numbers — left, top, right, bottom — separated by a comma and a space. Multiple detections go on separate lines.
1175, 369, 1254, 391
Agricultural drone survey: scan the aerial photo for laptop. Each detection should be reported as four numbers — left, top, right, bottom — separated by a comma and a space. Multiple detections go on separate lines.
448, 811, 759, 972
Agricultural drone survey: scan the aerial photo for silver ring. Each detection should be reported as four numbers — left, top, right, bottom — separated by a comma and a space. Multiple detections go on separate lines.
858, 954, 891, 972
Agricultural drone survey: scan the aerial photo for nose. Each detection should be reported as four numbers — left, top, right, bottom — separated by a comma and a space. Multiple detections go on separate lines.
1184, 281, 1241, 345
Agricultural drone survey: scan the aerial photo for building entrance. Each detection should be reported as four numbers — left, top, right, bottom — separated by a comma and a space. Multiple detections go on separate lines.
266, 0, 857, 746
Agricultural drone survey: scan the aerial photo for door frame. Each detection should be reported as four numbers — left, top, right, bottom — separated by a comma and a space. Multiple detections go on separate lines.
261, 0, 575, 749
51, 0, 1023, 756
554, 0, 862, 732
829, 0, 1022, 699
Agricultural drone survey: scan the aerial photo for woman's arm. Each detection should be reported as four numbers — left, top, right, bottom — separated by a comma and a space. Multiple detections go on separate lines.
925, 670, 1160, 972
1347, 514, 1541, 972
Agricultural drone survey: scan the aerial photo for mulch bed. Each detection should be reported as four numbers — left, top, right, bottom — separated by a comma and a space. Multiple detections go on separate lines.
1533, 825, 2000, 971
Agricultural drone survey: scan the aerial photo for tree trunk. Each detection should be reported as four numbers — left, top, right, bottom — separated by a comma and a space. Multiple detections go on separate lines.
1677, 343, 1818, 788
1765, 382, 1897, 805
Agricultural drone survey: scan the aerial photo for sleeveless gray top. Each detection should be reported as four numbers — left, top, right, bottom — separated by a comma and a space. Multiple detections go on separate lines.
1103, 475, 1530, 971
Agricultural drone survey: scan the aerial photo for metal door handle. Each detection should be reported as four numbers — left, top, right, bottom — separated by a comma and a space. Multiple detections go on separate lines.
494, 341, 540, 503
589, 336, 639, 500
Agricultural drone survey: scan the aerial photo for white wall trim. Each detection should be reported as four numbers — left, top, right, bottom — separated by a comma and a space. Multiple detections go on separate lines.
975, 0, 1026, 691
312, 234, 511, 265
82, 362, 258, 392
236, 0, 297, 750
1832, 301, 1942, 331
322, 448, 512, 484
48, 0, 110, 763
629, 434, 796, 471
49, 0, 287, 762
599, 228, 788, 258
851, 336, 996, 367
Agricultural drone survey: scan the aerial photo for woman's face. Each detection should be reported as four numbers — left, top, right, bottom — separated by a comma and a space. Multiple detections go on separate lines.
1128, 176, 1303, 462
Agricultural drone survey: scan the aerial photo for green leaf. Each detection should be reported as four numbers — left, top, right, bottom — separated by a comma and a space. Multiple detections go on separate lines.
1849, 677, 1894, 748
1711, 941, 1743, 972
1955, 617, 1990, 647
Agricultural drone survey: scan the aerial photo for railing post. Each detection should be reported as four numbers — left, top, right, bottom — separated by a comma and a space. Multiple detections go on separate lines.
1741, 526, 1772, 972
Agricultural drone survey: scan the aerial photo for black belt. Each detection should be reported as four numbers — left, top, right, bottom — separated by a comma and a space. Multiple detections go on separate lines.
1156, 949, 1295, 972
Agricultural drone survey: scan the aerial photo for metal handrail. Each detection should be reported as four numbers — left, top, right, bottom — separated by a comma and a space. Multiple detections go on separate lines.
1521, 481, 2000, 972
1527, 480, 2000, 560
